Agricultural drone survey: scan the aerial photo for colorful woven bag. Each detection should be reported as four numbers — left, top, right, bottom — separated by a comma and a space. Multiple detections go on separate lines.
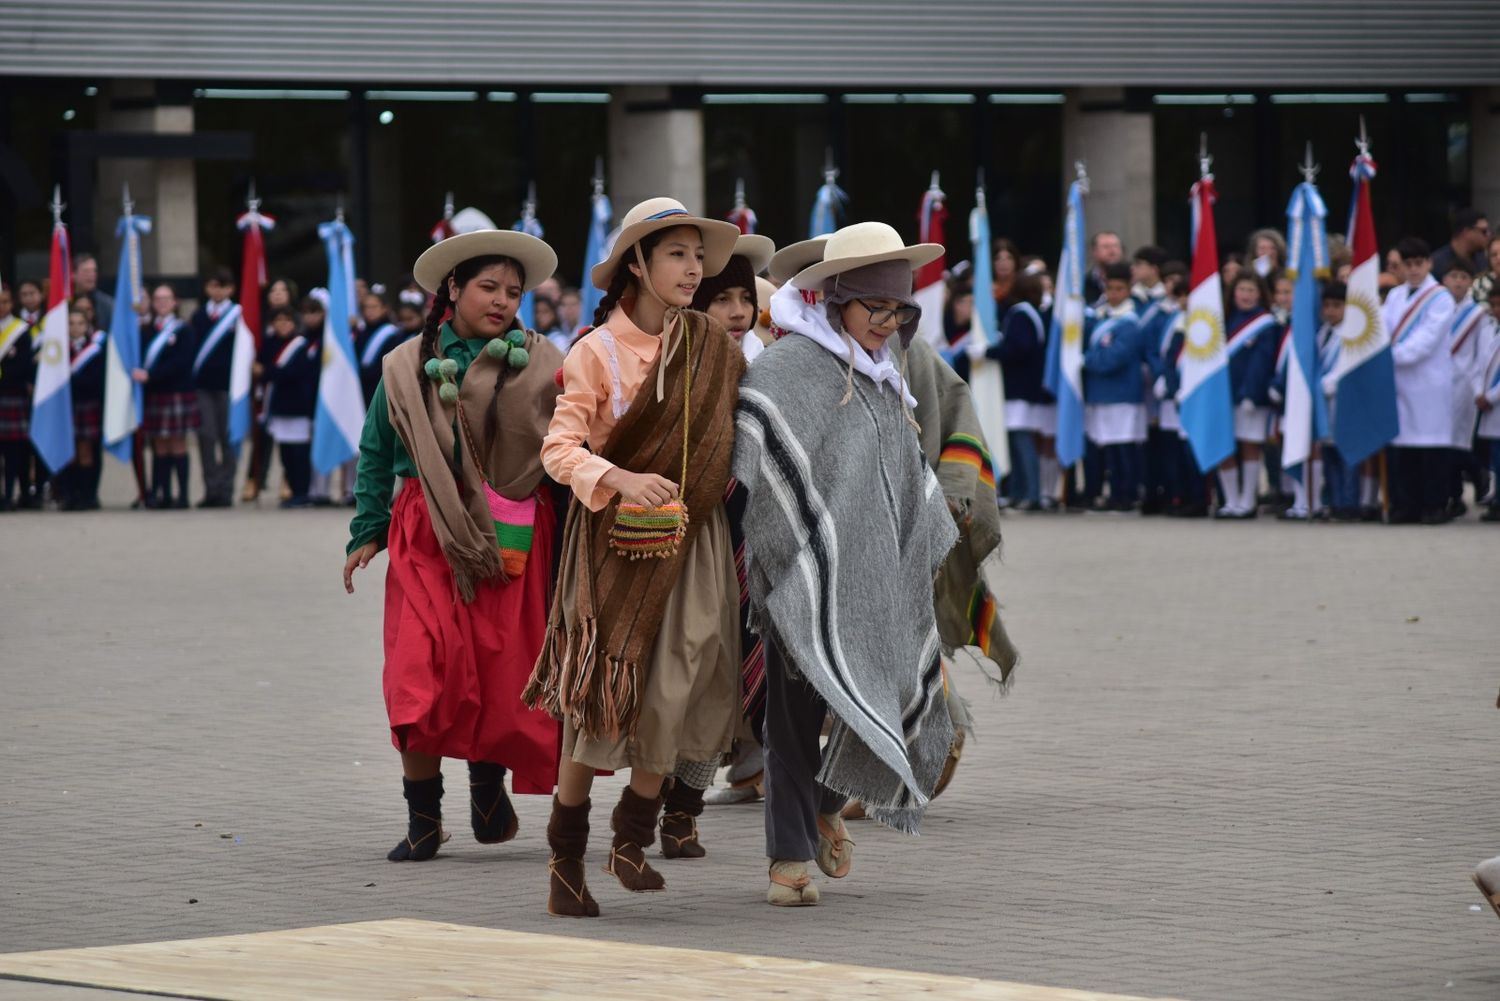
608, 318, 693, 561
456, 398, 534, 578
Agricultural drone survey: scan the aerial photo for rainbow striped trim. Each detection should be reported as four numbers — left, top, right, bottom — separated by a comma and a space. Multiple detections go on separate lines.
939, 432, 996, 491
485, 489, 536, 578
965, 586, 998, 657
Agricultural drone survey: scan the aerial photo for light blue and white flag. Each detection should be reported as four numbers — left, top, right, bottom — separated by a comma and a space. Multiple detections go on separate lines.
30, 217, 74, 472
581, 188, 613, 331
809, 169, 847, 238
513, 202, 544, 331
965, 185, 1009, 476
312, 218, 364, 475
1281, 181, 1331, 480
1042, 179, 1087, 467
103, 212, 151, 463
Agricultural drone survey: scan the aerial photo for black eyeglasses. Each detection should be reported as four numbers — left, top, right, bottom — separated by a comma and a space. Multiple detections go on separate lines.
853, 299, 920, 327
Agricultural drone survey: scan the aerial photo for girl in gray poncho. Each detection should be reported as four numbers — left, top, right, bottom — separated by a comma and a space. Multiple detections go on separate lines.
733, 222, 958, 907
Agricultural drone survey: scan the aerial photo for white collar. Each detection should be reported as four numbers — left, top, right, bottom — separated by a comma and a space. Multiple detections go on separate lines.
769, 284, 916, 407
1100, 300, 1135, 320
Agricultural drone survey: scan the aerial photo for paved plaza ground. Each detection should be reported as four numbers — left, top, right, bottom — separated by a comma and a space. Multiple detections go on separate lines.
2, 467, 1497, 1000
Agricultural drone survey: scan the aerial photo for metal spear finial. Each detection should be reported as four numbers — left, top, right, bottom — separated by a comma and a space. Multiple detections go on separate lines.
335, 194, 345, 225
1355, 115, 1371, 158
441, 190, 454, 221
1197, 133, 1213, 179
822, 147, 839, 184
121, 182, 134, 217
976, 168, 987, 211
591, 157, 605, 198
245, 178, 260, 215
1299, 141, 1320, 183
49, 184, 65, 227
734, 178, 746, 210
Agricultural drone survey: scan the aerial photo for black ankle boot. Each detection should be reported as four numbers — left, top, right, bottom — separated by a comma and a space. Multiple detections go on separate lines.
660, 779, 706, 859
388, 775, 444, 862
467, 761, 518, 844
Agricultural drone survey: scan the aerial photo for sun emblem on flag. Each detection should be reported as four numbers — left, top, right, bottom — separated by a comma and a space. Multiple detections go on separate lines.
1183, 308, 1223, 361
1337, 292, 1381, 355
42, 340, 65, 366
1063, 318, 1082, 348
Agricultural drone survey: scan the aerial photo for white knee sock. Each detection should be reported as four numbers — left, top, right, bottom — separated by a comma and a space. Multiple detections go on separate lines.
1289, 473, 1309, 515
1310, 459, 1324, 512
1238, 459, 1262, 512
1217, 468, 1241, 511
1040, 456, 1060, 501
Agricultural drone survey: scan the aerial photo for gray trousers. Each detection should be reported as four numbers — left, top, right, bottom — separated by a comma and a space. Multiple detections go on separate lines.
195, 389, 236, 503
762, 638, 846, 861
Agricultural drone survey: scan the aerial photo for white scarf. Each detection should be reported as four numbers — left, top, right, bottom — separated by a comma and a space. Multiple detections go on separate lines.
769, 283, 916, 408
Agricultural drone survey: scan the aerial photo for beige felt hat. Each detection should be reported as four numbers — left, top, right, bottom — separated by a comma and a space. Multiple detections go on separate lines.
591, 196, 741, 291
734, 234, 776, 276
768, 237, 827, 285
789, 222, 941, 291
413, 230, 557, 295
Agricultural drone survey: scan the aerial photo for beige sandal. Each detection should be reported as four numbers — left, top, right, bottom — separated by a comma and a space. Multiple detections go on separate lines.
816, 813, 854, 879
1474, 860, 1500, 923
767, 860, 820, 906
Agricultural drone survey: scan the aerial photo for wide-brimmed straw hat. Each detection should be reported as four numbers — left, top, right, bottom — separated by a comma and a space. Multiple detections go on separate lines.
413, 230, 557, 295
768, 237, 827, 285
733, 234, 776, 276
591, 197, 740, 291
789, 222, 941, 290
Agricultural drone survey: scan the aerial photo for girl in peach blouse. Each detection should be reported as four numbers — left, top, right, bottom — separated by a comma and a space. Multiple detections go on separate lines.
524, 197, 746, 917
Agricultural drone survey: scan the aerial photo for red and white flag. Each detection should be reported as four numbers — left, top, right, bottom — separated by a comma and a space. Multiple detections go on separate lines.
914, 176, 948, 349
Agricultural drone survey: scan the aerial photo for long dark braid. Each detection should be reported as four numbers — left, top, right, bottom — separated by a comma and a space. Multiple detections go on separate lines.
417, 283, 451, 410
592, 268, 631, 328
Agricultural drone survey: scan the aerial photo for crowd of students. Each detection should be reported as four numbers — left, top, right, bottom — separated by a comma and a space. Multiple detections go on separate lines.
952, 210, 1500, 524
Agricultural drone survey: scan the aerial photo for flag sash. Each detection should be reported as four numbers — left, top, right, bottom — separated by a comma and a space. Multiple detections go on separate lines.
1088, 313, 1130, 349
192, 303, 243, 375
143, 320, 181, 371
1225, 312, 1277, 357
1450, 302, 1484, 355
360, 322, 402, 368
0, 317, 27, 357
275, 335, 307, 368
71, 332, 104, 374
1390, 284, 1443, 344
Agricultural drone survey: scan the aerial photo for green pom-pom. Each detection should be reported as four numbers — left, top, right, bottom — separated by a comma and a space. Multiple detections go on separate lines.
486, 338, 507, 359
505, 329, 527, 348
438, 358, 459, 379
508, 346, 530, 369
423, 358, 442, 379
438, 382, 459, 404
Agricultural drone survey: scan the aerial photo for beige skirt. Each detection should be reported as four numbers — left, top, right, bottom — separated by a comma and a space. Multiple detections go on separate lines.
562, 503, 741, 775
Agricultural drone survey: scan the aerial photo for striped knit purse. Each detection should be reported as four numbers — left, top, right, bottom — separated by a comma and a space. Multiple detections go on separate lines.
609, 319, 693, 561
456, 399, 534, 579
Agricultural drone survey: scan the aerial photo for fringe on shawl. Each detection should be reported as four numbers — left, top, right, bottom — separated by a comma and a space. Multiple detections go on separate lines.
960, 549, 1019, 693
522, 615, 645, 741
444, 540, 504, 605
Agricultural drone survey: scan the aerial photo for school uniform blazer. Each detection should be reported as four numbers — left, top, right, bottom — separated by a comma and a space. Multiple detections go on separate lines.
0, 318, 35, 393
989, 302, 1049, 403
141, 318, 195, 394
71, 333, 106, 403
356, 319, 410, 405
1382, 276, 1456, 447
263, 334, 321, 419
1224, 309, 1280, 407
190, 300, 239, 392
1082, 309, 1146, 405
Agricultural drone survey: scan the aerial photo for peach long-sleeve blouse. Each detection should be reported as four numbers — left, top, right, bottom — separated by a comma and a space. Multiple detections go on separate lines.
541, 305, 666, 511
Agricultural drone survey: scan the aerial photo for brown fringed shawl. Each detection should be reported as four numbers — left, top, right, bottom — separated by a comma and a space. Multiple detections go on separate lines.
523, 310, 745, 738
382, 331, 563, 602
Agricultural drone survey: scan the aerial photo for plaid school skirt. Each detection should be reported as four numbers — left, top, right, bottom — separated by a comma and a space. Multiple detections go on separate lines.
143, 390, 200, 436
0, 392, 29, 442
73, 399, 102, 440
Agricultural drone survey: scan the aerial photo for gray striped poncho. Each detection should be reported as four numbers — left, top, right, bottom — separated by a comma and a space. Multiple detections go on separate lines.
733, 334, 958, 834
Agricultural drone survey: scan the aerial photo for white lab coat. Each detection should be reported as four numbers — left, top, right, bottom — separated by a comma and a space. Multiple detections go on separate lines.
1382, 276, 1456, 447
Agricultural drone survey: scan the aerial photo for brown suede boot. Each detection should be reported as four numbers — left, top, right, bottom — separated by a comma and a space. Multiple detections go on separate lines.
659, 780, 706, 860
546, 797, 600, 918
605, 786, 667, 891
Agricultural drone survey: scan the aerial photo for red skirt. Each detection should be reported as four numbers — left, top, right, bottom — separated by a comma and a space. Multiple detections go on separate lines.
383, 479, 559, 794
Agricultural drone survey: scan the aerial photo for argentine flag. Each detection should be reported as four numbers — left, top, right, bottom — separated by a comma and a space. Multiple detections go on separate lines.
30, 219, 74, 473
966, 186, 1009, 477
103, 212, 151, 463
1281, 181, 1331, 480
1177, 174, 1235, 473
581, 189, 613, 331
311, 219, 364, 475
1329, 153, 1399, 464
1042, 179, 1087, 468
809, 171, 847, 238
